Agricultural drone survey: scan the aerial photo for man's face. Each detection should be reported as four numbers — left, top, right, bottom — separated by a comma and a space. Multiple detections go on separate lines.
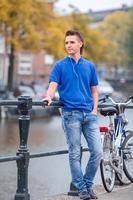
65, 35, 83, 56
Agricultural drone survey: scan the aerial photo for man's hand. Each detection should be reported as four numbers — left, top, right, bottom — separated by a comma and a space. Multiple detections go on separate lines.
42, 94, 52, 106
91, 110, 98, 115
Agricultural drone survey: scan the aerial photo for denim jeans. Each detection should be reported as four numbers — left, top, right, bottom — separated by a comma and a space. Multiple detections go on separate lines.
61, 110, 103, 193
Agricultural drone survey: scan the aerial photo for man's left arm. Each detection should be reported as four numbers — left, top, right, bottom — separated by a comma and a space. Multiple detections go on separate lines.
91, 86, 99, 115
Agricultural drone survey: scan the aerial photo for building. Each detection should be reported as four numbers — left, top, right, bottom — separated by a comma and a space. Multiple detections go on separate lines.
0, 40, 54, 88
87, 4, 132, 28
13, 51, 54, 86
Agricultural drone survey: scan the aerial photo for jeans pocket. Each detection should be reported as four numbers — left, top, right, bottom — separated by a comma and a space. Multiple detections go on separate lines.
62, 111, 72, 120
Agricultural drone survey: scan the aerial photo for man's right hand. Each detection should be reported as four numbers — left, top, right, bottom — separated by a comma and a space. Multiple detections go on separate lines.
42, 95, 52, 106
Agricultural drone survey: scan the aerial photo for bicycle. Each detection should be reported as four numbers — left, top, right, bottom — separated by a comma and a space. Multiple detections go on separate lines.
99, 95, 133, 192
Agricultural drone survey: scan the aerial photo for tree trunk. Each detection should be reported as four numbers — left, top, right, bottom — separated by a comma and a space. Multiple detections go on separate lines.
7, 43, 15, 91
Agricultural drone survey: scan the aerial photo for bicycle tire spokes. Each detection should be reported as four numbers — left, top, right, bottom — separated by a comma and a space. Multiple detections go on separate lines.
100, 130, 116, 192
122, 132, 133, 182
100, 159, 115, 192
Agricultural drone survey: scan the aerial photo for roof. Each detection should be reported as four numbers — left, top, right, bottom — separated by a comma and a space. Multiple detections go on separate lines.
87, 5, 132, 22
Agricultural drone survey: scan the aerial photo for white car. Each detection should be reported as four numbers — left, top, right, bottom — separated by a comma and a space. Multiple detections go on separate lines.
98, 79, 114, 96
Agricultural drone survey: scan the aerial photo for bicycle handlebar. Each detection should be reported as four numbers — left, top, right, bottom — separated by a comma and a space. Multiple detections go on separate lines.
109, 95, 133, 105
99, 95, 133, 111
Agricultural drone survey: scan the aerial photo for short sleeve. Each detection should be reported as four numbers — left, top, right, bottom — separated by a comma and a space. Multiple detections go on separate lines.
49, 63, 61, 84
90, 64, 98, 86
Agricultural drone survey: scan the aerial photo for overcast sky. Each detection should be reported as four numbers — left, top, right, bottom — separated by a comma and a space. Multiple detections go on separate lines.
55, 0, 133, 13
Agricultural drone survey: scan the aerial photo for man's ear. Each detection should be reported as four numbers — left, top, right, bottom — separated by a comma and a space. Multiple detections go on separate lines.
80, 41, 83, 48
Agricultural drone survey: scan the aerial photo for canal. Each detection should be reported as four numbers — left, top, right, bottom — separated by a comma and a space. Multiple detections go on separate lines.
0, 108, 133, 200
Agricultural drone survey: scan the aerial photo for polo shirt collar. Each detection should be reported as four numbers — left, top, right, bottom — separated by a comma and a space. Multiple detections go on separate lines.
67, 56, 83, 64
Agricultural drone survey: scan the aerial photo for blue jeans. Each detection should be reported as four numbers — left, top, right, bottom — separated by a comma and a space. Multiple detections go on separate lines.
62, 110, 103, 193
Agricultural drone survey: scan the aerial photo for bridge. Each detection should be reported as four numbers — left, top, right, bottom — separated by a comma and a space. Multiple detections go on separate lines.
0, 96, 133, 200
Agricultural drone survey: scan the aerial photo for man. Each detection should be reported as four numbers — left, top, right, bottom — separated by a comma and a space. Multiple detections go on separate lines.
43, 30, 102, 200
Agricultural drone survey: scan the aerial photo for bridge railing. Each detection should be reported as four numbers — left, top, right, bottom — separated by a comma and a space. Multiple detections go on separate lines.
0, 96, 133, 200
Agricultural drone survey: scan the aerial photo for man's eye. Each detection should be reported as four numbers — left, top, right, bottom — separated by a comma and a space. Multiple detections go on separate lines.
65, 41, 75, 45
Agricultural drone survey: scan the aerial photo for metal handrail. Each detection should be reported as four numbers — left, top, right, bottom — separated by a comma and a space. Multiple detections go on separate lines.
0, 96, 133, 200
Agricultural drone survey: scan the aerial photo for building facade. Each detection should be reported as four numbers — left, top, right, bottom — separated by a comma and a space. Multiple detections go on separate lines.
13, 51, 54, 86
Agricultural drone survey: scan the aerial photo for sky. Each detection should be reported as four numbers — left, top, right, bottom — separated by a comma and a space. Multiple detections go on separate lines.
55, 0, 133, 13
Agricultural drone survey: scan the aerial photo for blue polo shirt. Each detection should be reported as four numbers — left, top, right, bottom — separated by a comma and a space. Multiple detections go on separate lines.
49, 56, 98, 112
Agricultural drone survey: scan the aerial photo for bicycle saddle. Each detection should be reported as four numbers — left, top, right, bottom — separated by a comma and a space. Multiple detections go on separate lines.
99, 107, 118, 116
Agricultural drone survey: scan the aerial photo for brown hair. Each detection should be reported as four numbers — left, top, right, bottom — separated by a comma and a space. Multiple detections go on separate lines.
65, 30, 84, 54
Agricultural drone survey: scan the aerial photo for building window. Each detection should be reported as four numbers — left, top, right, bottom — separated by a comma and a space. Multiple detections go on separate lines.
18, 53, 32, 75
44, 54, 54, 65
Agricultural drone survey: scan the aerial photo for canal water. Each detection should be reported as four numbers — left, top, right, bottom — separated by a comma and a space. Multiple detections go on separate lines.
0, 109, 133, 200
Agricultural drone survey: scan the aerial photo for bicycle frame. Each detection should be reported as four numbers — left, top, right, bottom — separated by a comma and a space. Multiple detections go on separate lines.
108, 115, 126, 174
100, 96, 130, 157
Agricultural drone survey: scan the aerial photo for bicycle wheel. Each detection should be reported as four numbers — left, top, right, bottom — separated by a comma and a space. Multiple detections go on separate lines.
100, 131, 115, 192
122, 131, 133, 182
116, 132, 131, 185
116, 169, 131, 185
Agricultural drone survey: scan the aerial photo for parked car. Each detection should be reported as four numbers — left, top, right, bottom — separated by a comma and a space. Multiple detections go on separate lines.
32, 84, 47, 99
13, 85, 35, 98
8, 84, 59, 118
98, 79, 114, 96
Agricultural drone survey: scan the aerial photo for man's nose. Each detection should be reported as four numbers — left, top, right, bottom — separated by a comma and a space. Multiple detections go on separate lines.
67, 43, 71, 47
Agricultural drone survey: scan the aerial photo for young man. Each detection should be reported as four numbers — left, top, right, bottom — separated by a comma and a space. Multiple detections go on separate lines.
43, 30, 102, 200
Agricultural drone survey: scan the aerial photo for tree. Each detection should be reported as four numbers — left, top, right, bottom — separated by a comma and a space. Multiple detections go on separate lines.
98, 11, 131, 67
45, 9, 110, 64
44, 15, 70, 59
124, 11, 133, 68
0, 0, 55, 90
0, 1, 113, 89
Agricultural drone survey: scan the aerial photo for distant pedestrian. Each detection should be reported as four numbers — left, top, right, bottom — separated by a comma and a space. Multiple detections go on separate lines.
43, 30, 102, 200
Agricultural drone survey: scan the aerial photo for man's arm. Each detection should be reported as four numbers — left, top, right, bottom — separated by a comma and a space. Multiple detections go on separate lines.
43, 82, 58, 105
91, 86, 99, 115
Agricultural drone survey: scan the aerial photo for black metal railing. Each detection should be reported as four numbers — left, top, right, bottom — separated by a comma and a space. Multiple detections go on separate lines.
0, 96, 133, 200
0, 96, 89, 200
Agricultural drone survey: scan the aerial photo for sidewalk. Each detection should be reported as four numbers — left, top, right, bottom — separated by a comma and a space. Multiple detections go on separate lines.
42, 184, 133, 200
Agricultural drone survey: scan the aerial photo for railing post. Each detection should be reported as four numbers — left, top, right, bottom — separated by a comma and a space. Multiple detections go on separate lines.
14, 96, 32, 200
